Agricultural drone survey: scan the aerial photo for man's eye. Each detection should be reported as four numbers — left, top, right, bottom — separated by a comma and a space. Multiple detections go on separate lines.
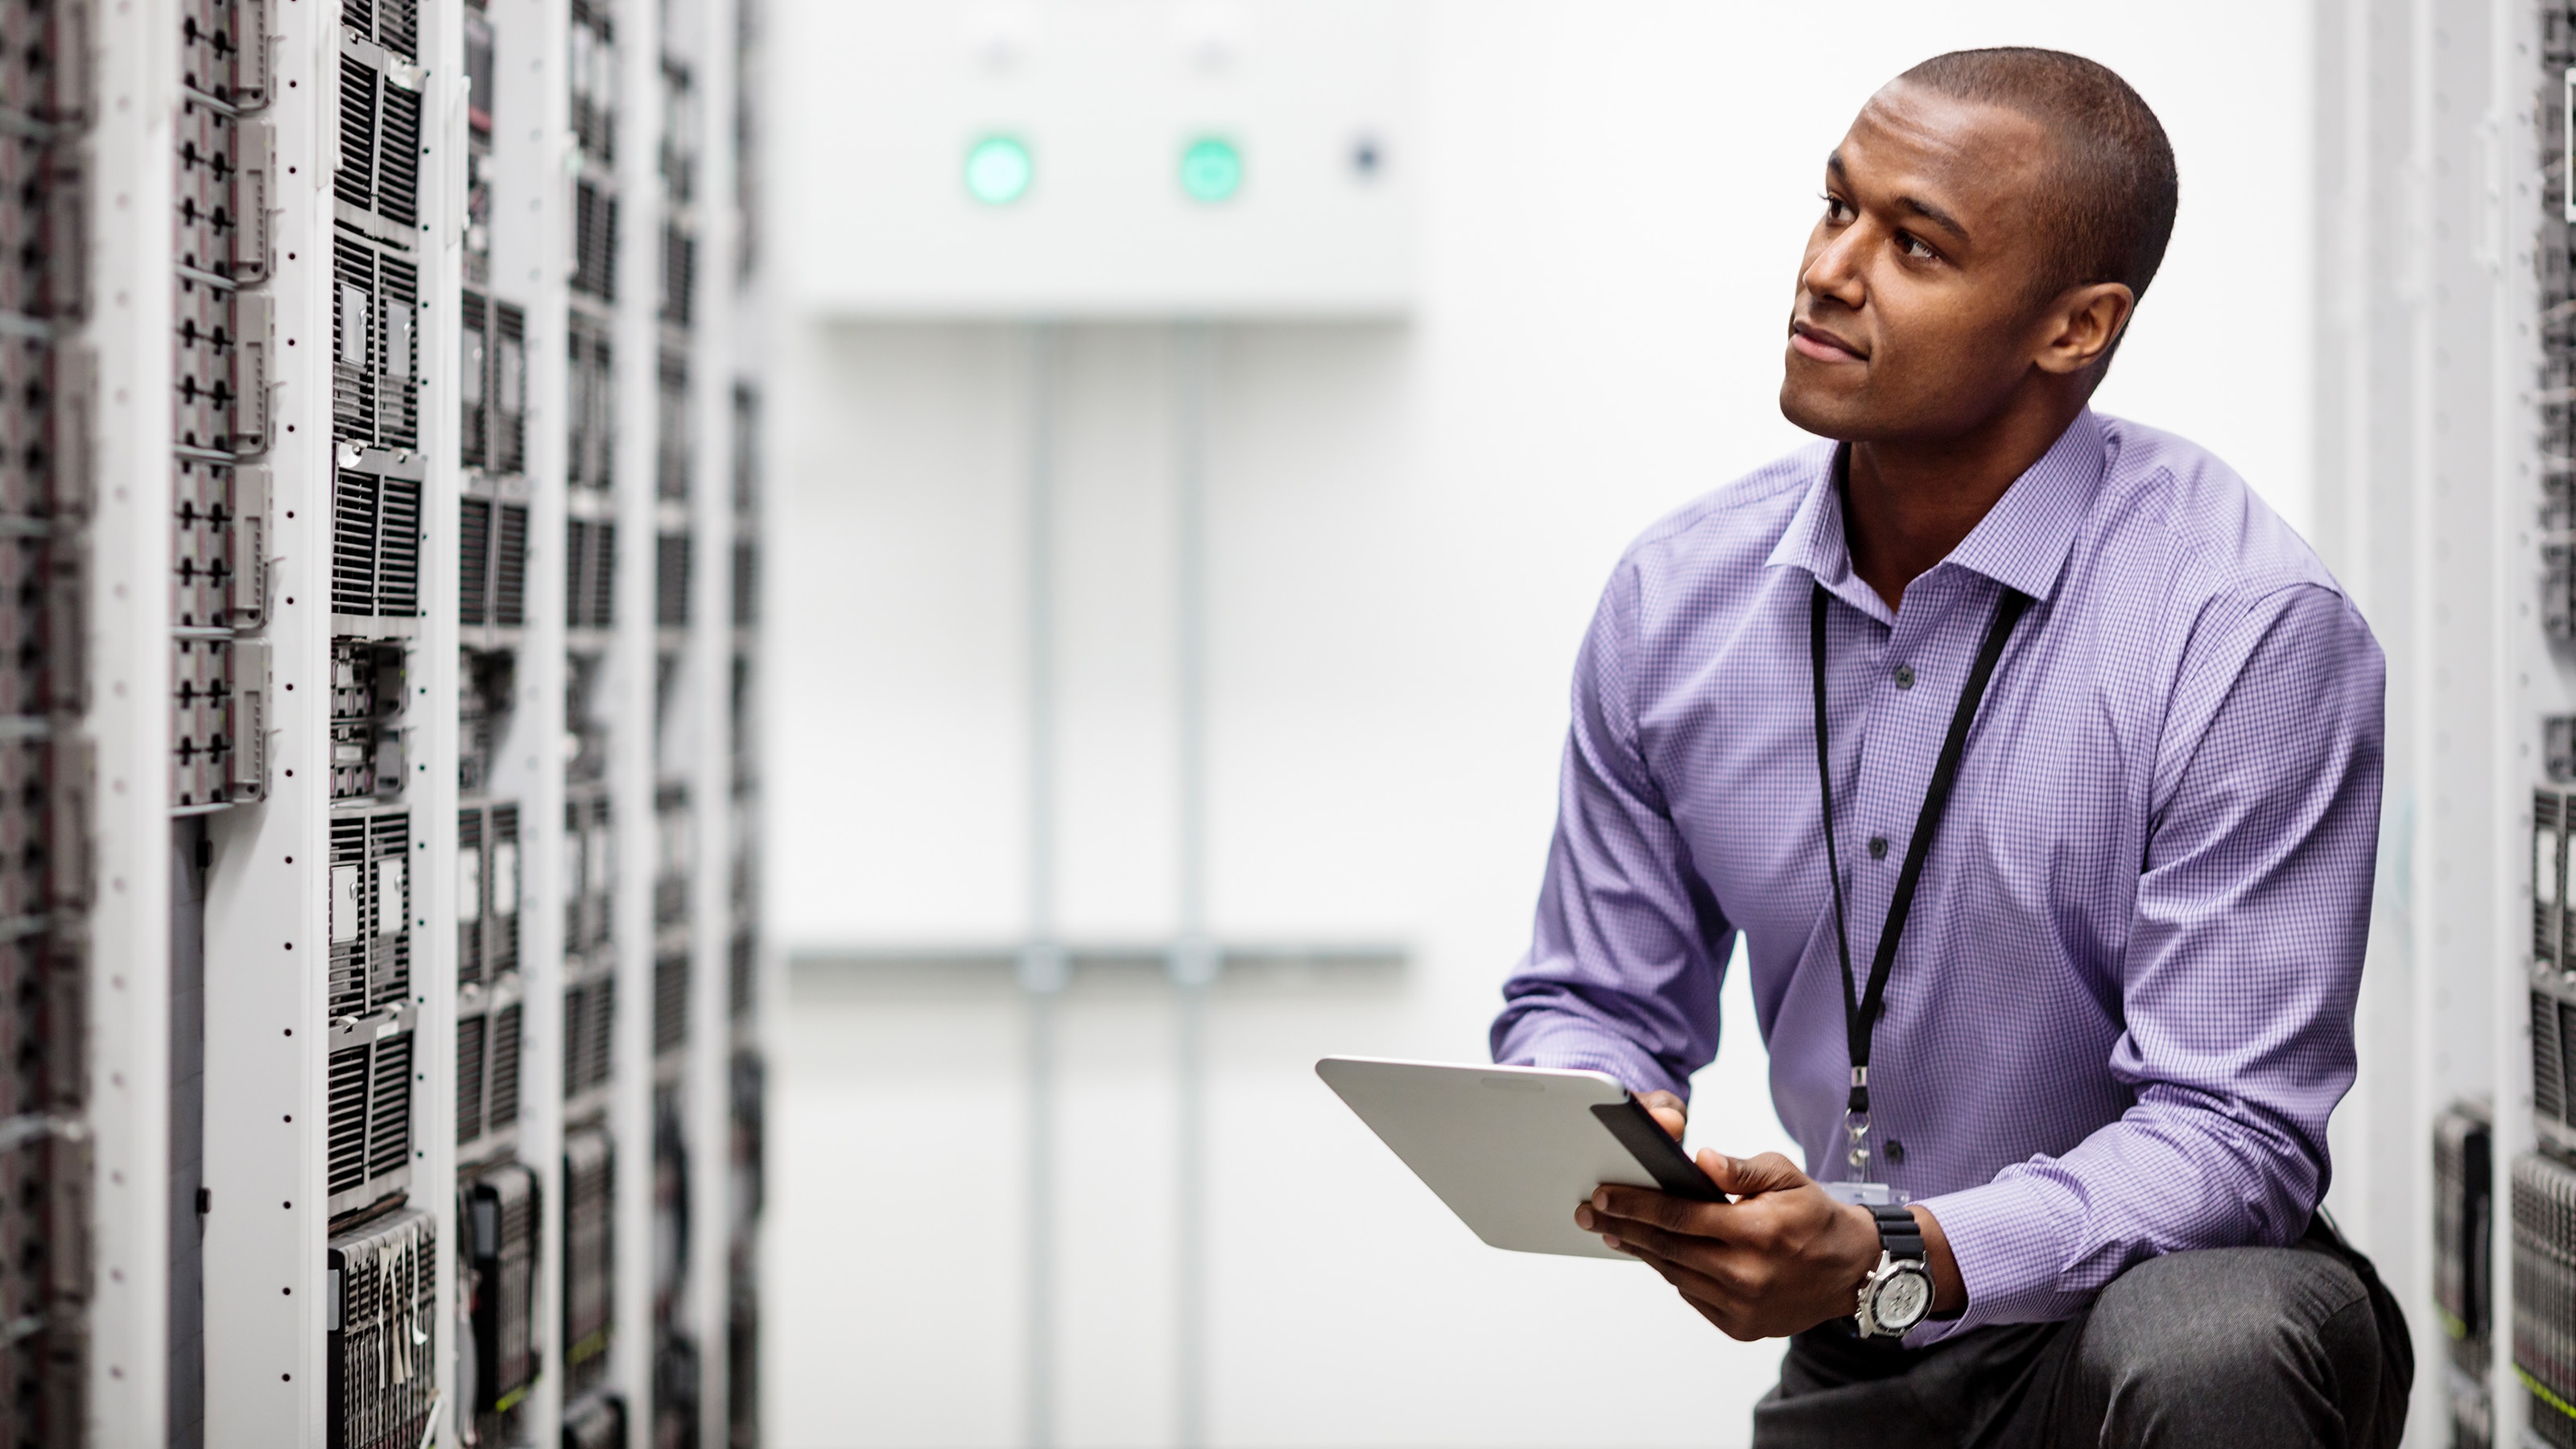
1822, 195, 1852, 223
1897, 233, 1935, 261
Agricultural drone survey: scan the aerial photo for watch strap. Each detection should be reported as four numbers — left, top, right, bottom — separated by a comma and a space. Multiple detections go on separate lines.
1871, 1203, 1925, 1261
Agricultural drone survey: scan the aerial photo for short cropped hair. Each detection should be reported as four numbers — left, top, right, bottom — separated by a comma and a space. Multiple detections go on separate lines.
1898, 47, 2180, 308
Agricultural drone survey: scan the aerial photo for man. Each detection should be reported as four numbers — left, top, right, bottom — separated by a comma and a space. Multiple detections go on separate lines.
1489, 47, 2409, 1448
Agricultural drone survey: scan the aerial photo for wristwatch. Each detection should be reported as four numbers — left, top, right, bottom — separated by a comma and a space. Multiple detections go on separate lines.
1854, 1204, 1934, 1340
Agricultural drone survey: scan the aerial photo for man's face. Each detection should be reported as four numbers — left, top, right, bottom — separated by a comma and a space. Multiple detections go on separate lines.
1779, 83, 2070, 444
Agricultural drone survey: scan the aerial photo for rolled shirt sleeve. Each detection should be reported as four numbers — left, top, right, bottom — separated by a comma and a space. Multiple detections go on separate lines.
1911, 583, 2384, 1340
1489, 559, 1732, 1102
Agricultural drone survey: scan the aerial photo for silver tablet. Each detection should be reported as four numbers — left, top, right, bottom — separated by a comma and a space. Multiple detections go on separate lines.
1316, 1055, 1725, 1260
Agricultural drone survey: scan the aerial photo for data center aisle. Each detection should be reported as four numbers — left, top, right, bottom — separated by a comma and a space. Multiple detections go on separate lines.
0, 0, 772, 1440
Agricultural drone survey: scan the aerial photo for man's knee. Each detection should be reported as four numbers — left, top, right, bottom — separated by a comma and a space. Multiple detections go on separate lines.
2060, 1245, 2382, 1443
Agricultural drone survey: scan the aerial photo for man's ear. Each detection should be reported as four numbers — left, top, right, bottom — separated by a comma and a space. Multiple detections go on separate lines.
2035, 283, 2135, 376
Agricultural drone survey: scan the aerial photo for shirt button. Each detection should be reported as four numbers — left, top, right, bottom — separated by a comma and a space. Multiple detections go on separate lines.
1893, 664, 1915, 689
1868, 836, 1889, 860
1884, 1140, 1906, 1165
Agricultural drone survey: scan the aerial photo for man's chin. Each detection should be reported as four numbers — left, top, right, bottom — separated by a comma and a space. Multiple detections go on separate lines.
1778, 386, 1874, 444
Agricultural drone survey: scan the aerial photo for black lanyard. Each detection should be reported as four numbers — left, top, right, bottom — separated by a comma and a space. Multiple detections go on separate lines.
1810, 579, 2032, 1117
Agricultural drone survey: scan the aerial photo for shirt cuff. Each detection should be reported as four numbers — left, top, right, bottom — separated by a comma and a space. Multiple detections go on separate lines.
1903, 1174, 2083, 1346
1492, 1022, 1690, 1101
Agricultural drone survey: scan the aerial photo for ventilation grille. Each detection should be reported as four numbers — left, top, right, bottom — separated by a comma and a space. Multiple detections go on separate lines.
568, 0, 615, 163
333, 49, 423, 229
333, 56, 377, 213
457, 800, 522, 983
328, 810, 411, 1020
494, 504, 527, 625
459, 499, 526, 630
460, 291, 489, 469
729, 929, 753, 1019
365, 1030, 411, 1182
455, 1009, 487, 1142
340, 0, 419, 60
653, 950, 687, 1057
564, 975, 615, 1099
491, 302, 526, 472
731, 1050, 765, 1226
324, 1026, 412, 1208
2542, 789, 2562, 966
731, 385, 761, 516
460, 292, 527, 474
660, 221, 695, 329
655, 533, 689, 628
459, 498, 490, 626
568, 518, 617, 629
572, 179, 617, 301
330, 464, 422, 617
331, 235, 419, 449
2541, 990, 2566, 1126
376, 79, 421, 229
489, 1002, 522, 1129
654, 788, 690, 927
328, 1041, 371, 1192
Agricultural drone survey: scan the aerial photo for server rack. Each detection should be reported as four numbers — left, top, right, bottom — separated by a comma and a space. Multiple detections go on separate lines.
325, 1204, 439, 1449
459, 1159, 537, 1442
0, 0, 99, 1439
2355, 1, 2576, 1446
0, 0, 770, 1430
2441, 1101, 2496, 1448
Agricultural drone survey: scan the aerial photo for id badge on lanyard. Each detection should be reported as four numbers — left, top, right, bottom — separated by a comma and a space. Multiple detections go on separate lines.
1823, 1093, 1906, 1206
1808, 579, 2030, 1209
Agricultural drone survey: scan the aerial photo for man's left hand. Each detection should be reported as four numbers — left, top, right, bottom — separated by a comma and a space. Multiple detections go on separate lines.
1575, 1151, 1911, 1341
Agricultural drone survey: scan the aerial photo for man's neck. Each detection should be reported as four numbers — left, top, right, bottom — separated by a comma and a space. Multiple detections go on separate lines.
1841, 398, 2087, 612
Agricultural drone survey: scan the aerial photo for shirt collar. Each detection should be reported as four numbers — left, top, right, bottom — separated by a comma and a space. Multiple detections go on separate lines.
1765, 407, 2108, 607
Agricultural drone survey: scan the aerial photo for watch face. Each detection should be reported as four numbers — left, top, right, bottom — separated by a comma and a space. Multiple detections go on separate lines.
1872, 1267, 1932, 1328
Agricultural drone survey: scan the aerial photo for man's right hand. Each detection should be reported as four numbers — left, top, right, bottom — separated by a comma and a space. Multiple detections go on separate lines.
1639, 1090, 1686, 1141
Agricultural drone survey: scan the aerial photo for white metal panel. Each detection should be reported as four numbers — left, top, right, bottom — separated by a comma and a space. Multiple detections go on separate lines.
82, 0, 176, 1432
777, 0, 1418, 320
198, 0, 338, 1428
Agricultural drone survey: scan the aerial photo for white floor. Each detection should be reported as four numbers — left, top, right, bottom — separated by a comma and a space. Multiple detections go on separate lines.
774, 942, 1802, 1449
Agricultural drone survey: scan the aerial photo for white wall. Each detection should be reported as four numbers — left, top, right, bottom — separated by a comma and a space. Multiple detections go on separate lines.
770, 3, 2316, 1446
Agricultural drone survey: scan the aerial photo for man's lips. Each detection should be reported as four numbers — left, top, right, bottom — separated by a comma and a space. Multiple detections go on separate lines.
1790, 321, 1865, 363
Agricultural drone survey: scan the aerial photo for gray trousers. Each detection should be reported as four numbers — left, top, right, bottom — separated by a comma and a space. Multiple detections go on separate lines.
1751, 1216, 2412, 1449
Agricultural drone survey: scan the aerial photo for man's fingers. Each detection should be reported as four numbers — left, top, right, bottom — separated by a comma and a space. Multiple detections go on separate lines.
1589, 1183, 1723, 1233
1597, 1219, 1761, 1298
1616, 1234, 1755, 1306
1702, 1149, 1811, 1198
1639, 1090, 1688, 1141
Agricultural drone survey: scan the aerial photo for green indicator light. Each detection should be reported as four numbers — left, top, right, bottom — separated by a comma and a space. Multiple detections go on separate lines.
1179, 137, 1242, 204
964, 135, 1033, 205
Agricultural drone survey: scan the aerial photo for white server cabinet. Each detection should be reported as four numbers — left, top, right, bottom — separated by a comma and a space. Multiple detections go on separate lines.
10, 0, 768, 1435
2318, 2, 2553, 1448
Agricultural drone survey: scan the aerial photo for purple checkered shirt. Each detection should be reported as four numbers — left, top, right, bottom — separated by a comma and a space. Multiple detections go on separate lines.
1490, 408, 2384, 1343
